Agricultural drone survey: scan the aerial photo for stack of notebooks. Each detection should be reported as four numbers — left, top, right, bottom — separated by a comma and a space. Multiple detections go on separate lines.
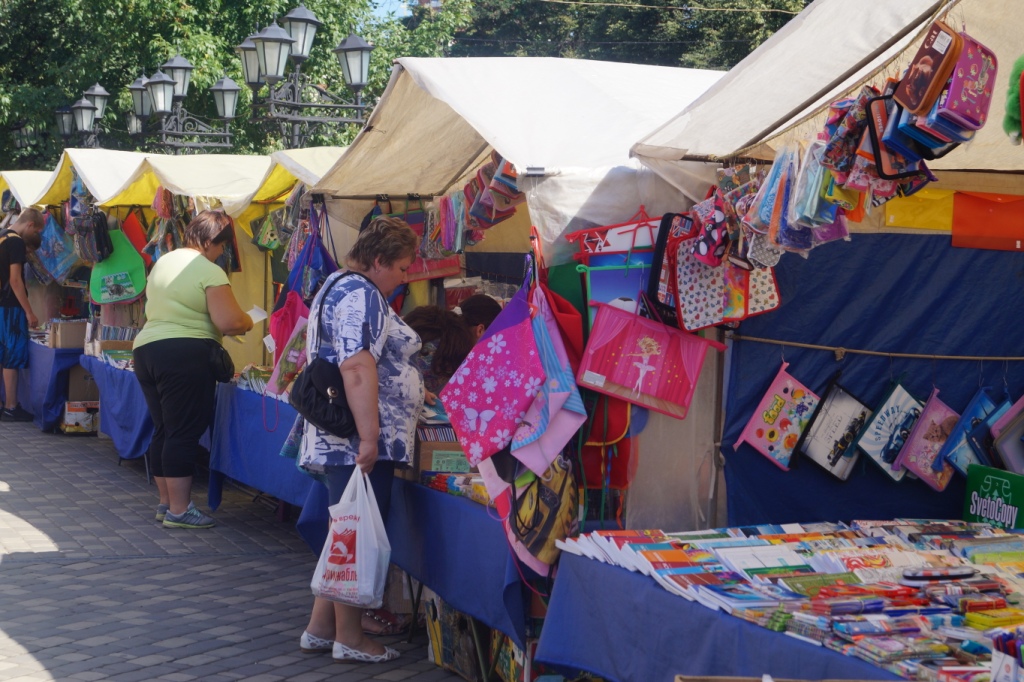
557, 518, 1024, 679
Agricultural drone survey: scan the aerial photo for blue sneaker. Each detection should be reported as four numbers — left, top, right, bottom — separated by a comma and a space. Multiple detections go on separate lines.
162, 502, 215, 529
155, 504, 169, 521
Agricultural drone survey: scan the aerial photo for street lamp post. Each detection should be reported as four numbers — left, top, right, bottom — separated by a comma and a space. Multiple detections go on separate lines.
243, 4, 374, 148
55, 82, 109, 148
128, 55, 240, 153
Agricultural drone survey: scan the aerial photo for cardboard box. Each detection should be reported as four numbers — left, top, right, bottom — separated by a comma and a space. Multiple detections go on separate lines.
964, 464, 1024, 529
48, 320, 87, 349
397, 438, 471, 481
67, 365, 99, 402
61, 401, 99, 434
99, 340, 134, 352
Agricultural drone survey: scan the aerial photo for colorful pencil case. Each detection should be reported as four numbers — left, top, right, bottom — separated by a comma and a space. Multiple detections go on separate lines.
925, 85, 977, 143
893, 21, 963, 115
934, 31, 998, 130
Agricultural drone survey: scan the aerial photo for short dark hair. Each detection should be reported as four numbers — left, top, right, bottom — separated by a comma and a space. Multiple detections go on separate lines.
346, 216, 419, 270
403, 305, 475, 379
184, 209, 234, 249
458, 294, 501, 329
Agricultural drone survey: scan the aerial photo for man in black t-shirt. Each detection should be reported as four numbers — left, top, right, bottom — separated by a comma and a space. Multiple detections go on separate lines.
0, 208, 44, 421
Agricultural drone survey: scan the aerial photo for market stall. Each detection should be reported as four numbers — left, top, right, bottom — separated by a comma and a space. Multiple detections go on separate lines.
313, 56, 728, 531
526, 2, 1024, 680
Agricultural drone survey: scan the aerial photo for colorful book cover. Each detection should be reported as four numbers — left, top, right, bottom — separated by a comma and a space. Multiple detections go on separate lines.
853, 382, 924, 482
893, 388, 960, 491
781, 571, 862, 597
734, 361, 819, 470
794, 378, 871, 481
936, 386, 997, 476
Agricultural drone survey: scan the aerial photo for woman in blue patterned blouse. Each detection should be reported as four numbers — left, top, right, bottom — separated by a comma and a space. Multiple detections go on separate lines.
295, 216, 421, 664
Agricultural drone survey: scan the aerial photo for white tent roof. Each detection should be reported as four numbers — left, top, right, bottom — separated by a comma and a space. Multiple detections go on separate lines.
316, 57, 723, 196
633, 0, 944, 163
0, 170, 52, 209
313, 56, 724, 262
36, 148, 151, 207
104, 153, 273, 217
270, 147, 346, 189
633, 0, 1023, 177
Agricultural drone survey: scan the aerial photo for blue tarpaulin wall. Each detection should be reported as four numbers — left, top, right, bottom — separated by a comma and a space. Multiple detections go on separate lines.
723, 232, 1024, 526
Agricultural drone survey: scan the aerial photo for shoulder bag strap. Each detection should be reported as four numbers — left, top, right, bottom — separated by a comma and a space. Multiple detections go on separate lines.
312, 271, 383, 360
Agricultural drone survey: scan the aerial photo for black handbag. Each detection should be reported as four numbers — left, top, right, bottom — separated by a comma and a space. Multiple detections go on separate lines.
288, 272, 369, 438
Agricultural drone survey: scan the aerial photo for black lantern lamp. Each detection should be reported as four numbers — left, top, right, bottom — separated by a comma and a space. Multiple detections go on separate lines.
162, 54, 195, 100
235, 34, 264, 90
83, 83, 110, 119
127, 112, 144, 136
71, 97, 98, 134
333, 34, 374, 92
251, 21, 294, 84
281, 4, 322, 63
210, 76, 242, 119
129, 74, 153, 117
145, 70, 177, 115
55, 106, 74, 138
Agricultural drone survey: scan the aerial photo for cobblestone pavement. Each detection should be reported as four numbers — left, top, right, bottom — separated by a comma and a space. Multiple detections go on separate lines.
0, 421, 463, 682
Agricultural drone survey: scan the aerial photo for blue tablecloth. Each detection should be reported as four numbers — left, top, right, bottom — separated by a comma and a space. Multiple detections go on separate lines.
535, 553, 901, 682
207, 382, 316, 510
1, 342, 82, 431
200, 384, 529, 647
79, 355, 153, 460
386, 478, 530, 649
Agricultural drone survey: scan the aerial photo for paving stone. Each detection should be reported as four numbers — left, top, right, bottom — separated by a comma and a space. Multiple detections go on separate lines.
0, 423, 467, 682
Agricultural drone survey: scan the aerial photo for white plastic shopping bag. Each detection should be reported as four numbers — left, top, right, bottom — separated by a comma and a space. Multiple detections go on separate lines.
310, 471, 391, 607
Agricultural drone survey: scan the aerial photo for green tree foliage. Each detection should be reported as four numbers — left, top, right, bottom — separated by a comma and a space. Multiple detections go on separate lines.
0, 0, 471, 169
449, 0, 809, 68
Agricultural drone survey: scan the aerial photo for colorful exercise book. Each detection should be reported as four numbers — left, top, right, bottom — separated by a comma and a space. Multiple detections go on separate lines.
694, 582, 786, 614
892, 388, 960, 491
780, 571, 863, 597
853, 382, 924, 482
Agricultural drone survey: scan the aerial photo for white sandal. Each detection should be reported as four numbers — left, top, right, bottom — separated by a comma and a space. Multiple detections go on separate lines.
332, 641, 400, 663
299, 630, 333, 653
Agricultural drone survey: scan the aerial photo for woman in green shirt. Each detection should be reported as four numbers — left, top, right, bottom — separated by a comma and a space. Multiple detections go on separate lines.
133, 210, 254, 529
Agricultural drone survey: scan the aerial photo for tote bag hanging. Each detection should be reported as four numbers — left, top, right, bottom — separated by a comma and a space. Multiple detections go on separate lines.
440, 278, 545, 467
509, 286, 588, 476
577, 298, 725, 419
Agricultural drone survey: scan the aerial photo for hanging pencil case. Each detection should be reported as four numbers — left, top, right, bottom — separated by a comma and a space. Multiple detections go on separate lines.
893, 21, 963, 115
925, 84, 978, 143
934, 32, 998, 130
897, 107, 959, 158
883, 100, 926, 162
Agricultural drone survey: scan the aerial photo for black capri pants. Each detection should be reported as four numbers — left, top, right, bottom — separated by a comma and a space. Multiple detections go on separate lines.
133, 338, 217, 478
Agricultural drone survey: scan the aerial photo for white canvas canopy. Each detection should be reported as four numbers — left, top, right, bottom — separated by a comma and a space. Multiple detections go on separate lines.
632, 0, 1023, 186
0, 171, 52, 209
313, 56, 724, 264
104, 153, 273, 217
36, 149, 150, 207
